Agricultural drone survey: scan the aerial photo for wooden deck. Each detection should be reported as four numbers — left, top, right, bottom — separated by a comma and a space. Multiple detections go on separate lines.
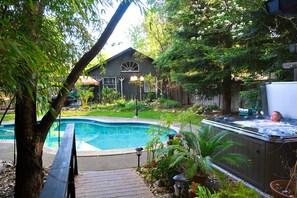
75, 169, 155, 198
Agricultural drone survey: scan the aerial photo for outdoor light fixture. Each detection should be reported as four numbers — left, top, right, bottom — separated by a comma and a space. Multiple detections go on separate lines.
130, 75, 144, 118
173, 174, 186, 198
130, 75, 138, 81
135, 147, 143, 169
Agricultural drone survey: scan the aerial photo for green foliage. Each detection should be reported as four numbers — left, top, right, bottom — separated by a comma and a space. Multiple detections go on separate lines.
177, 108, 197, 132
129, 8, 170, 60
124, 100, 137, 110
190, 180, 260, 198
191, 103, 204, 114
204, 104, 220, 111
145, 124, 167, 164
0, 0, 111, 103
198, 126, 250, 167
76, 84, 94, 108
218, 182, 261, 198
167, 125, 249, 179
190, 182, 219, 198
141, 167, 154, 182
115, 98, 126, 108
160, 113, 176, 128
240, 79, 262, 110
101, 87, 120, 104
139, 0, 297, 114
121, 100, 149, 111
150, 156, 179, 186
146, 111, 177, 163
0, 0, 123, 196
159, 98, 181, 108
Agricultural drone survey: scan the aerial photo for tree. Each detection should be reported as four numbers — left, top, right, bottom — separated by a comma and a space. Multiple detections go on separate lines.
0, 0, 132, 197
76, 84, 94, 108
129, 1, 173, 97
140, 0, 297, 114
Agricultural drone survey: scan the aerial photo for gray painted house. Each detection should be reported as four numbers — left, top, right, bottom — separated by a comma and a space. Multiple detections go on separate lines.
88, 47, 158, 101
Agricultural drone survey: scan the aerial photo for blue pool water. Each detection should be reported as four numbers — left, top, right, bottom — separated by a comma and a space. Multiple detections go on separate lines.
0, 118, 177, 151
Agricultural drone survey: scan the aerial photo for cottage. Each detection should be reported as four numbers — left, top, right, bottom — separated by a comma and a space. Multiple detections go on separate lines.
88, 47, 158, 101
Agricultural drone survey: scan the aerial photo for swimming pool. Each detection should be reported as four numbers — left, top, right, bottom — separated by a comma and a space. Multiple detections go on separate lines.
0, 118, 177, 151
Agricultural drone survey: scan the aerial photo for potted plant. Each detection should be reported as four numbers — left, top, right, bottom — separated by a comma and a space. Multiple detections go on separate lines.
166, 125, 249, 183
270, 160, 297, 198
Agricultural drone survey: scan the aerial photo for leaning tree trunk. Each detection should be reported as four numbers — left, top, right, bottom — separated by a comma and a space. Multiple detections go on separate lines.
13, 1, 131, 197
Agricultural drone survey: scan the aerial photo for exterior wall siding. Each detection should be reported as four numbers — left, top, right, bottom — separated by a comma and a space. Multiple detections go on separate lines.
89, 48, 157, 101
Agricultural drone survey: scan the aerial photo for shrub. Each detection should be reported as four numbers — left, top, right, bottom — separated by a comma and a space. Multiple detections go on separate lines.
159, 99, 181, 108
218, 182, 261, 197
120, 100, 149, 111
204, 104, 220, 111
101, 87, 120, 104
190, 182, 219, 198
115, 98, 126, 108
123, 100, 135, 110
167, 126, 250, 179
151, 156, 179, 186
191, 103, 204, 114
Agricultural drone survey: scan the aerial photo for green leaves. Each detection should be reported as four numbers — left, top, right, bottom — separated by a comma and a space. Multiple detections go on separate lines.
166, 125, 249, 178
140, 0, 297, 113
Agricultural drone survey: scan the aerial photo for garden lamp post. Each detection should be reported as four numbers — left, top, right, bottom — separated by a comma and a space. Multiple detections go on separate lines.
135, 147, 143, 169
173, 174, 186, 198
130, 75, 144, 118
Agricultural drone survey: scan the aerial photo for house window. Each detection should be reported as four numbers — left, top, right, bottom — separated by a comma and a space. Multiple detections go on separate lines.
103, 78, 116, 90
144, 82, 149, 93
143, 82, 156, 93
121, 61, 139, 72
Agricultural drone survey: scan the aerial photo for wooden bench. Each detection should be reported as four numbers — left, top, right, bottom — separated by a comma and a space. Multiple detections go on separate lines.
40, 124, 78, 198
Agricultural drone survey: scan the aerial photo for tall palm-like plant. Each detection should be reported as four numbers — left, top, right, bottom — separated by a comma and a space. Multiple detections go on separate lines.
167, 125, 249, 180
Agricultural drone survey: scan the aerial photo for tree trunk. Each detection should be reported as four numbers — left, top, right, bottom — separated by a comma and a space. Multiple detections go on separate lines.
15, 106, 43, 198
14, 72, 43, 198
222, 66, 232, 115
14, 1, 44, 196
13, 1, 131, 197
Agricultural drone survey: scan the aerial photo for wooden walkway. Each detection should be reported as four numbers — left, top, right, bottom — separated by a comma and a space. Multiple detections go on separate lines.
75, 169, 155, 198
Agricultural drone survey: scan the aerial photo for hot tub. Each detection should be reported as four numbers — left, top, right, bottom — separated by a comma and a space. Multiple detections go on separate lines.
202, 116, 297, 193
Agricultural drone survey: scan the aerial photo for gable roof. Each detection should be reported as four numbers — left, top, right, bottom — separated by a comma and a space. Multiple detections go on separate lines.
88, 47, 153, 73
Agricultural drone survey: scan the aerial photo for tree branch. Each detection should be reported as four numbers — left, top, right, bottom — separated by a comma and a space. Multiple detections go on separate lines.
38, 1, 132, 139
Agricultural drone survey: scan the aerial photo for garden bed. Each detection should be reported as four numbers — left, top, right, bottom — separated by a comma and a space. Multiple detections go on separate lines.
136, 166, 264, 198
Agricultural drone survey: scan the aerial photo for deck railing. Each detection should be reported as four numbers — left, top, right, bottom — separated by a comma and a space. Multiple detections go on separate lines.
40, 124, 78, 198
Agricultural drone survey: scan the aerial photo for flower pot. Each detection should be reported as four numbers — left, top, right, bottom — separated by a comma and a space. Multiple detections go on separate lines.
270, 180, 297, 198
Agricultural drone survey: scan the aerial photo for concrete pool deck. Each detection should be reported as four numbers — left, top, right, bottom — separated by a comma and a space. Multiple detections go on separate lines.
0, 116, 186, 170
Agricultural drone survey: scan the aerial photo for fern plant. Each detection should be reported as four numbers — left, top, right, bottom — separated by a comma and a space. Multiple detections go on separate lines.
167, 125, 250, 180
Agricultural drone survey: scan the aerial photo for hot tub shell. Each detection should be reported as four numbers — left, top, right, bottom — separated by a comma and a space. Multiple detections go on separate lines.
202, 118, 297, 193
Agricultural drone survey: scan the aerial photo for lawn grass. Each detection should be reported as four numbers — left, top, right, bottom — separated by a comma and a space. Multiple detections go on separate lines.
1, 113, 15, 122
2, 109, 206, 126
61, 109, 205, 126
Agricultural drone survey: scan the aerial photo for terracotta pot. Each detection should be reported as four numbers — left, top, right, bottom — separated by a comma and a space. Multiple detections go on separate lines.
270, 180, 297, 198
